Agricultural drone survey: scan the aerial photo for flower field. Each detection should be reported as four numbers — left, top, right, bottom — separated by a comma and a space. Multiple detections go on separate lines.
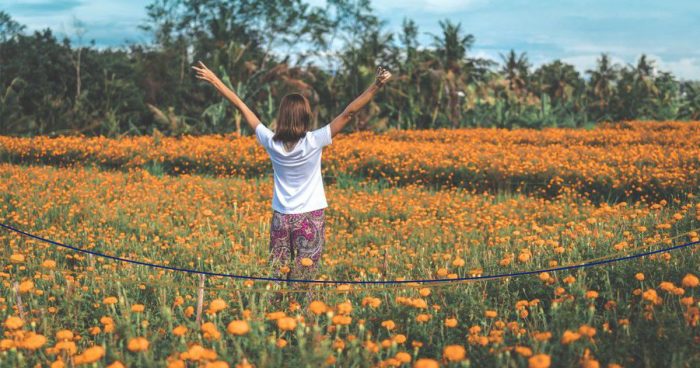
1, 122, 700, 367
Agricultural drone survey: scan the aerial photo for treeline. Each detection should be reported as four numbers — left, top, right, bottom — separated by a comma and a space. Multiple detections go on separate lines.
1, 0, 699, 137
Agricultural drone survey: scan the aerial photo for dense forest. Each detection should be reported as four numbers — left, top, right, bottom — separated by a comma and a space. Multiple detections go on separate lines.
1, 0, 699, 137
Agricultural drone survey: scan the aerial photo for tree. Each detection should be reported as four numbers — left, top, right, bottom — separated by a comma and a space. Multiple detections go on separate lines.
586, 53, 618, 121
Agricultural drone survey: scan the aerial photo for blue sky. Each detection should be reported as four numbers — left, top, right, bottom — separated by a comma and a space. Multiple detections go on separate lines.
4, 0, 700, 80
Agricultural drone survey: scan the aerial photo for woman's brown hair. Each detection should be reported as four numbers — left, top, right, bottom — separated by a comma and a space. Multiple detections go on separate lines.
273, 93, 312, 144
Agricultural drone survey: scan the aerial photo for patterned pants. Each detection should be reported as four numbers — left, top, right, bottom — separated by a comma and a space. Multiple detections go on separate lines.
267, 208, 325, 306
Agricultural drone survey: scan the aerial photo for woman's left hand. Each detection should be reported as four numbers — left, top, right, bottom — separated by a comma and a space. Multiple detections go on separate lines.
191, 61, 220, 85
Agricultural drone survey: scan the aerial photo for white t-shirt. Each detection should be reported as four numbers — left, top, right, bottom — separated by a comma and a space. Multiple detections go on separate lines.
255, 123, 333, 214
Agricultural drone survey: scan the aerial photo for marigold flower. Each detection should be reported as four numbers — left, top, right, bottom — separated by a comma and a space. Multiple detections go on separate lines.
336, 301, 353, 315
300, 258, 314, 267
277, 316, 297, 331
127, 337, 149, 352
10, 253, 25, 263
173, 325, 188, 336
103, 296, 118, 305
528, 354, 551, 368
56, 330, 74, 341
395, 352, 411, 363
227, 320, 250, 336
381, 320, 396, 330
560, 330, 580, 344
443, 345, 466, 361
444, 318, 458, 328
18, 280, 34, 293
74, 346, 105, 364
4, 316, 23, 330
308, 301, 328, 315
682, 273, 699, 288
20, 333, 47, 350
414, 358, 439, 368
207, 299, 227, 313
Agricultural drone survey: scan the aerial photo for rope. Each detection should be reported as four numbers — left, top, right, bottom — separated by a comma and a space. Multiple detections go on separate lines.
2, 221, 699, 293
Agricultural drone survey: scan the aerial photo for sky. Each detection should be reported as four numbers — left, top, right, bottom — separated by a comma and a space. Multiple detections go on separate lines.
4, 0, 700, 80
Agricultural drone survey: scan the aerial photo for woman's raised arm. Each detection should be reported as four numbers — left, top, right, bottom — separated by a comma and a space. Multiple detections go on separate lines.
192, 61, 261, 131
329, 66, 392, 138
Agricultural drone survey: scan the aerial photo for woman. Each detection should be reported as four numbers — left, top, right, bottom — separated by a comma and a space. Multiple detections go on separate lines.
192, 61, 392, 303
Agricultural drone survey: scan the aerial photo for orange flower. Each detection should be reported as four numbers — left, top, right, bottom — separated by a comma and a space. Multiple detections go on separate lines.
414, 358, 439, 368
682, 273, 699, 288
4, 316, 23, 330
381, 320, 396, 330
560, 330, 580, 345
443, 345, 466, 361
277, 317, 297, 331
227, 320, 250, 336
528, 354, 551, 368
127, 337, 149, 352
444, 318, 458, 328
300, 258, 314, 267
308, 301, 328, 315
207, 299, 227, 314
74, 346, 105, 365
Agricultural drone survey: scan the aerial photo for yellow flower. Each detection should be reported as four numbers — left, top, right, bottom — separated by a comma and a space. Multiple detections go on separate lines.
227, 320, 250, 336
443, 345, 466, 361
103, 296, 118, 305
42, 260, 56, 269
635, 273, 645, 281
444, 318, 458, 328
528, 354, 551, 368
131, 304, 145, 313
127, 337, 149, 352
416, 314, 431, 322
419, 288, 431, 297
485, 310, 497, 318
300, 258, 314, 267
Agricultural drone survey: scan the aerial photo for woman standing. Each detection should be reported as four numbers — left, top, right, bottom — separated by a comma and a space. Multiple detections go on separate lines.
192, 61, 392, 303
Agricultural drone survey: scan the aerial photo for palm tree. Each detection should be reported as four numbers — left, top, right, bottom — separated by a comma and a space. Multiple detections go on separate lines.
428, 19, 475, 128
499, 49, 530, 97
533, 60, 583, 104
586, 53, 618, 121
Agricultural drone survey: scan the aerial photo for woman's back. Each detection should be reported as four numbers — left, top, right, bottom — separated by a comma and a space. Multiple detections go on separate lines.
255, 123, 333, 214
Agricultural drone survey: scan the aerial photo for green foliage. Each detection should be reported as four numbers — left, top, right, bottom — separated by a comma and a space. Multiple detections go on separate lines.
0, 4, 698, 137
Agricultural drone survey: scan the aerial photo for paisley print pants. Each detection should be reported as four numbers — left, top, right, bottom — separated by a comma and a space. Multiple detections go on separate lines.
267, 208, 325, 304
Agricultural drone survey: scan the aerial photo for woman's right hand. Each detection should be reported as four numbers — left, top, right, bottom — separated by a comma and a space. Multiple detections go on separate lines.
375, 66, 392, 86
